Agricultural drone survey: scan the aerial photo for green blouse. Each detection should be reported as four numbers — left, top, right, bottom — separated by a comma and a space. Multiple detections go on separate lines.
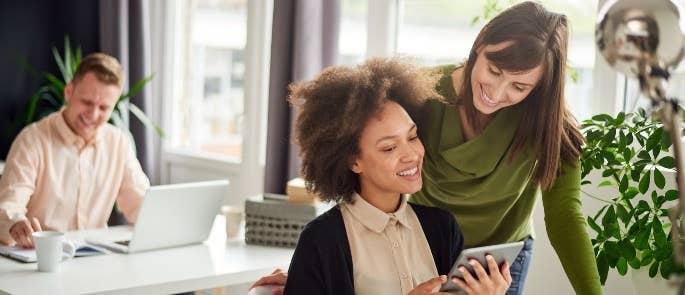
410, 64, 602, 294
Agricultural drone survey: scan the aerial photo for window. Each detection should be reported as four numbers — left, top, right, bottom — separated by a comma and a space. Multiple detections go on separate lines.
155, 0, 272, 201
171, 0, 249, 162
339, 0, 369, 65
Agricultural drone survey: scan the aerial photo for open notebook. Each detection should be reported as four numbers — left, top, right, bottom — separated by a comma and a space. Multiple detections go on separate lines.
0, 241, 110, 262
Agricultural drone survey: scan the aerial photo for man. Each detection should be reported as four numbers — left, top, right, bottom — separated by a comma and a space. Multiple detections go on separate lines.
0, 53, 150, 247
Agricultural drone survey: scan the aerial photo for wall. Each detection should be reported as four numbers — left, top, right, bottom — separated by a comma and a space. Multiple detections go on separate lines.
0, 0, 100, 159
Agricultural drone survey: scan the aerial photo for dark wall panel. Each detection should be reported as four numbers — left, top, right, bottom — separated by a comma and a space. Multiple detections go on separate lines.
0, 0, 100, 159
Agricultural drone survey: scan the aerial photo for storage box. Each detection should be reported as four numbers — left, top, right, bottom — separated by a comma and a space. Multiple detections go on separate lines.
286, 177, 319, 203
244, 194, 333, 248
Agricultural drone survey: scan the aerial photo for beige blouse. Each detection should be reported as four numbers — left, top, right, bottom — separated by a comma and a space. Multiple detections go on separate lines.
340, 194, 439, 295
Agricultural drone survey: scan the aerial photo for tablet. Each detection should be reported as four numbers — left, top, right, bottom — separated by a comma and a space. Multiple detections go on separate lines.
440, 241, 525, 293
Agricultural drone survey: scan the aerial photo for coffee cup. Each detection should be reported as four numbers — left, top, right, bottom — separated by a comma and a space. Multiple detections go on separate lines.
32, 231, 75, 272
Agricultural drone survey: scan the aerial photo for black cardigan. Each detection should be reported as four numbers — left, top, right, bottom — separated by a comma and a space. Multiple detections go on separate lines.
283, 202, 464, 295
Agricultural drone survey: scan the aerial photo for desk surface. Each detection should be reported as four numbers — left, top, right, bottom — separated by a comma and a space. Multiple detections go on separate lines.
0, 215, 294, 295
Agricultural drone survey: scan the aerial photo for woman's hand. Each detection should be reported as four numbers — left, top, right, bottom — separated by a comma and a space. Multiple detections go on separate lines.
452, 255, 512, 295
407, 275, 455, 295
250, 268, 287, 295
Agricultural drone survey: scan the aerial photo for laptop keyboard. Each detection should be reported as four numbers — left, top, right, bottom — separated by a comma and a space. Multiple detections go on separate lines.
115, 240, 131, 246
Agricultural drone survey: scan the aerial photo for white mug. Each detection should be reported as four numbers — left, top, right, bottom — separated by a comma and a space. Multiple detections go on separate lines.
32, 231, 75, 272
221, 205, 244, 238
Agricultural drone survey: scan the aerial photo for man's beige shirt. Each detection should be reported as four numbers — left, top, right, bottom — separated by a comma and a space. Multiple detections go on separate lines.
0, 110, 149, 245
340, 194, 439, 295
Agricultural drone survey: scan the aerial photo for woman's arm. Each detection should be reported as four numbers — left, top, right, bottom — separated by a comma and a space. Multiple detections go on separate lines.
542, 160, 602, 295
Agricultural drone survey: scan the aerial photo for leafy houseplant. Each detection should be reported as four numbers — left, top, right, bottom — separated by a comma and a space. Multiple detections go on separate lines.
580, 109, 683, 284
17, 36, 163, 142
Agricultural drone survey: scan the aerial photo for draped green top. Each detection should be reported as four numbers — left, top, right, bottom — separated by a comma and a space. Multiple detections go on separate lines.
410, 64, 602, 294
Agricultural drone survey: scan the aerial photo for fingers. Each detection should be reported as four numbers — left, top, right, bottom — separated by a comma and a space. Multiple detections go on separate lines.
270, 268, 282, 275
459, 265, 478, 287
501, 260, 513, 285
30, 217, 42, 232
469, 259, 489, 282
10, 220, 34, 248
486, 255, 499, 275
451, 277, 474, 295
419, 275, 447, 291
272, 286, 284, 295
251, 269, 288, 289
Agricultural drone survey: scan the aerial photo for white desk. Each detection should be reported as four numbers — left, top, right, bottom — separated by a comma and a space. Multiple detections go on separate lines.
0, 216, 294, 295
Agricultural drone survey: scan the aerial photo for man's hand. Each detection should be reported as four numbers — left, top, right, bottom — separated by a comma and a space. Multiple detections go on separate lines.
250, 268, 287, 295
9, 217, 42, 248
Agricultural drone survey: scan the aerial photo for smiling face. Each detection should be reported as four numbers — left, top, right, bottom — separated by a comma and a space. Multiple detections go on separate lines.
351, 101, 425, 201
63, 72, 121, 142
470, 42, 544, 115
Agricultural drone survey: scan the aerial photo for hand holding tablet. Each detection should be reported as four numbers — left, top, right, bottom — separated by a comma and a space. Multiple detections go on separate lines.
440, 241, 524, 294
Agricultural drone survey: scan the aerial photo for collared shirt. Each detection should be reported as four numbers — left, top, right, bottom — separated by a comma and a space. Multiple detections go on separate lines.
0, 110, 149, 245
340, 193, 438, 295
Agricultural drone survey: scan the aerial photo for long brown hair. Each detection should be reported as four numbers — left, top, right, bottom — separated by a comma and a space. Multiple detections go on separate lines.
457, 1, 584, 191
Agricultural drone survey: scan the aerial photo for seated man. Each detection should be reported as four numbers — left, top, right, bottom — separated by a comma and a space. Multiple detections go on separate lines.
0, 53, 150, 247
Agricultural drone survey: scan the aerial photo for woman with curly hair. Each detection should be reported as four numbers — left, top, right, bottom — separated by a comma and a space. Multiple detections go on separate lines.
253, 2, 601, 294
277, 58, 511, 295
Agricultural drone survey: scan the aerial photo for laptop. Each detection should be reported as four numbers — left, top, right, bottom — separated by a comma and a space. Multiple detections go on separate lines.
88, 180, 228, 253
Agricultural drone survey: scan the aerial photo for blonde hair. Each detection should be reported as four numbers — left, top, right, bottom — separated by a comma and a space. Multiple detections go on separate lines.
72, 53, 124, 88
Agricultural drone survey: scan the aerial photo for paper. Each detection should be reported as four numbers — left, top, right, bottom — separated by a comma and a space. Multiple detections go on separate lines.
0, 240, 111, 263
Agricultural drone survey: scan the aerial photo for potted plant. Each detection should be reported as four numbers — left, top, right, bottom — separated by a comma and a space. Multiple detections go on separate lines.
580, 109, 683, 291
16, 36, 164, 142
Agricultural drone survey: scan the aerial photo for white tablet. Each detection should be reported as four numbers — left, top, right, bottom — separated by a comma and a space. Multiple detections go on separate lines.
440, 241, 525, 293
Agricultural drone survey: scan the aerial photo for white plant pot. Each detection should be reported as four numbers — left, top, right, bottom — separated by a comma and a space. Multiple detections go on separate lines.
631, 267, 673, 295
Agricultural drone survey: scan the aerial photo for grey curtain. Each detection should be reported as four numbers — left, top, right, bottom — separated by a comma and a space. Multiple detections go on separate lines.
264, 0, 340, 194
99, 0, 154, 181
99, 0, 152, 226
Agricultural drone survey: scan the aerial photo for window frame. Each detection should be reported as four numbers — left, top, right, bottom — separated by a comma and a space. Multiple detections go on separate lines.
151, 0, 273, 202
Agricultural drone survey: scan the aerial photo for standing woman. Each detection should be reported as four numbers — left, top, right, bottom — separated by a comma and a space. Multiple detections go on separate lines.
410, 1, 600, 294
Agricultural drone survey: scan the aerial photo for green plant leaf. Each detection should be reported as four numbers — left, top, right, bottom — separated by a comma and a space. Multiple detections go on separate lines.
639, 171, 650, 194
592, 114, 614, 123
637, 150, 652, 161
602, 207, 621, 239
598, 180, 613, 187
617, 205, 630, 224
661, 130, 672, 150
121, 74, 154, 100
618, 239, 636, 259
658, 156, 675, 169
666, 190, 679, 201
51, 45, 70, 82
653, 218, 667, 247
619, 175, 628, 192
649, 260, 660, 278
635, 228, 651, 250
604, 241, 621, 261
128, 103, 165, 137
588, 217, 602, 234
654, 169, 665, 189
660, 258, 675, 279
624, 187, 639, 200
597, 251, 609, 285
617, 257, 628, 275
646, 128, 663, 150
641, 250, 654, 266
628, 256, 641, 269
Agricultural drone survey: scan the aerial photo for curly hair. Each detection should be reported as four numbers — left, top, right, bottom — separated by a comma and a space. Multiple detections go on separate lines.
288, 57, 441, 203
